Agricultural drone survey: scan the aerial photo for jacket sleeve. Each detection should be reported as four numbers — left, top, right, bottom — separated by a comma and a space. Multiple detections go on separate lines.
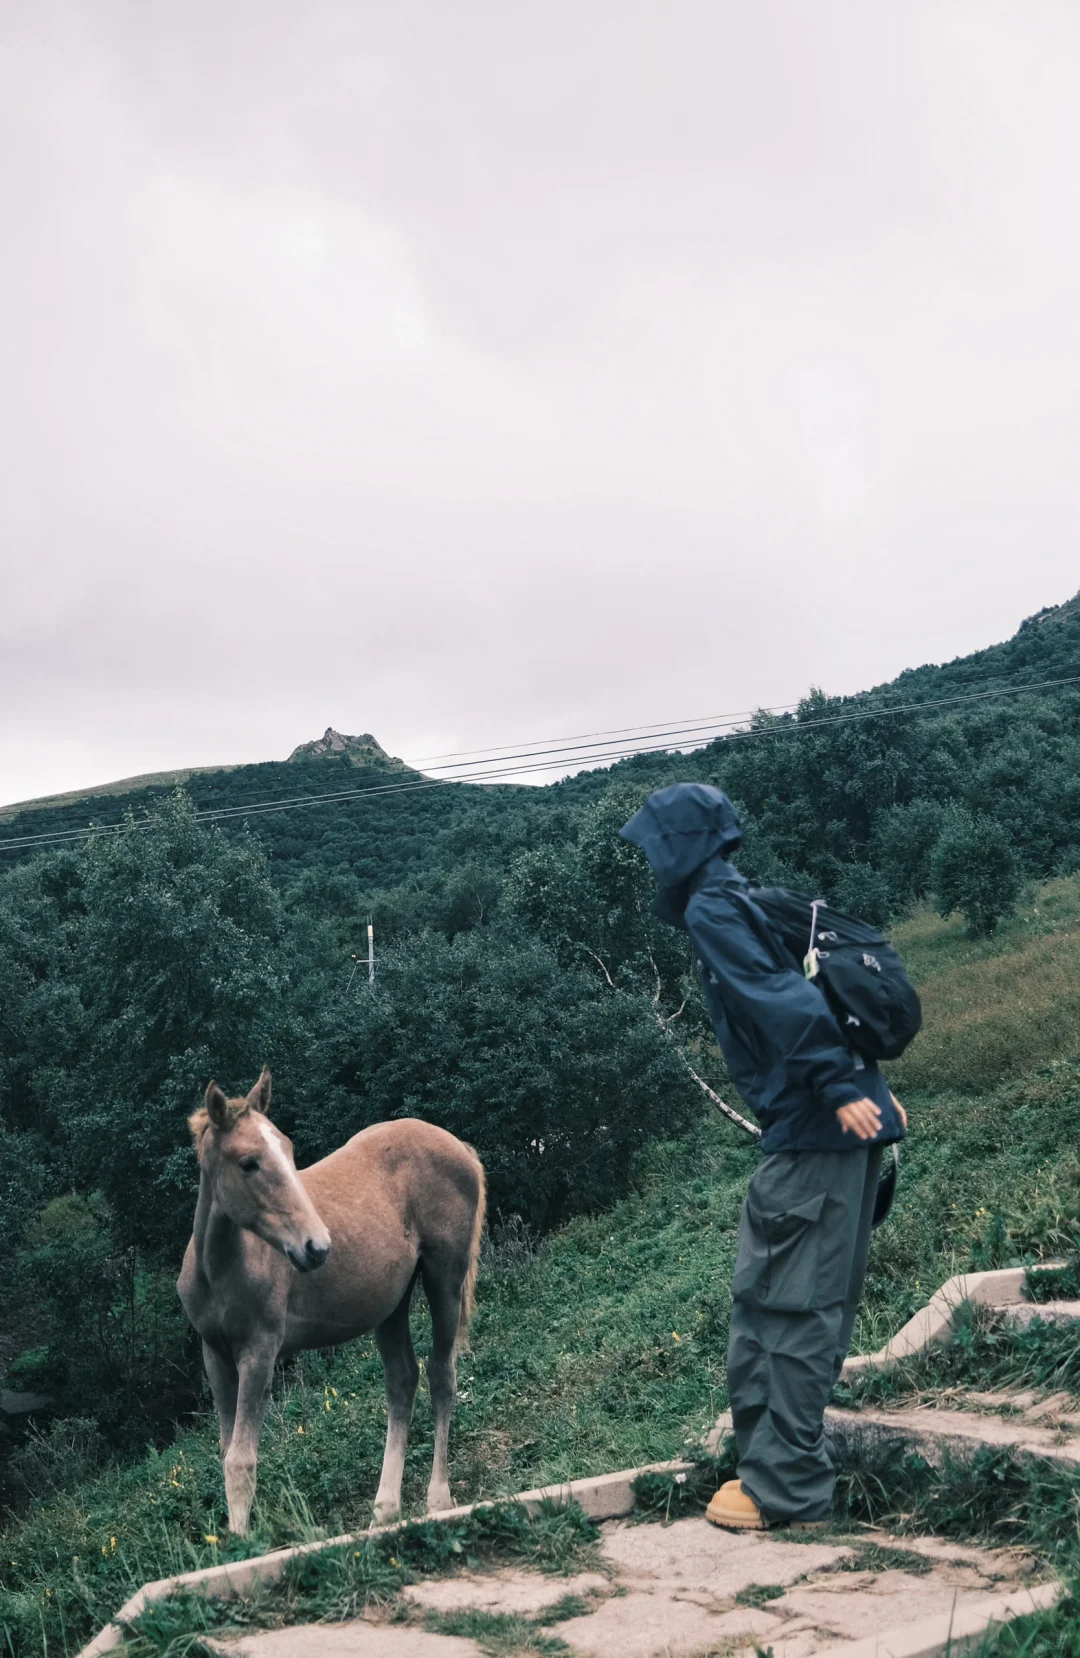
686, 889, 866, 1116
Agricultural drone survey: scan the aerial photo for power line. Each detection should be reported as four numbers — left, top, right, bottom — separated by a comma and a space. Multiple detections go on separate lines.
2, 668, 1079, 854
410, 703, 792, 763
408, 709, 794, 775
405, 657, 1067, 765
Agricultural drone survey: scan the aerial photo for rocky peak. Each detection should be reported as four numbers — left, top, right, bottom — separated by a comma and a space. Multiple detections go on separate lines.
287, 728, 406, 770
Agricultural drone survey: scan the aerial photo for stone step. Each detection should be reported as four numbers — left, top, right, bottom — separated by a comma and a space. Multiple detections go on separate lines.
841, 1266, 1080, 1377
826, 1402, 1080, 1469
1002, 1298, 1080, 1329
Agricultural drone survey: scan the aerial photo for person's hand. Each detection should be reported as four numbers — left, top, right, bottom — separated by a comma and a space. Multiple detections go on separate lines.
836, 1097, 883, 1140
890, 1091, 908, 1129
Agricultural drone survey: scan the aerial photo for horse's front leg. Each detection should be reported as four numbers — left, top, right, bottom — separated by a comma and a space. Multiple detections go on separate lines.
202, 1341, 239, 1457
223, 1341, 277, 1535
371, 1284, 420, 1526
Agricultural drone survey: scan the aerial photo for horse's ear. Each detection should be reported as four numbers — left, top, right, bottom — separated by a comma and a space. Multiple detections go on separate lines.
205, 1081, 230, 1130
247, 1068, 272, 1117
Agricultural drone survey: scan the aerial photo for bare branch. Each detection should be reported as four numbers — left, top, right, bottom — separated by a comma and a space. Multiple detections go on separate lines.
658, 998, 687, 1027
661, 1028, 761, 1139
581, 946, 616, 989
587, 937, 759, 1140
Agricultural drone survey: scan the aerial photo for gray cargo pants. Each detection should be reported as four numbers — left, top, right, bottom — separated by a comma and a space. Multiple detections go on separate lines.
726, 1145, 883, 1522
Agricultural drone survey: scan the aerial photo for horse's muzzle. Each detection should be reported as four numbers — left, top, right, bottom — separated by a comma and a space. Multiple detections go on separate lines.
287, 1237, 331, 1272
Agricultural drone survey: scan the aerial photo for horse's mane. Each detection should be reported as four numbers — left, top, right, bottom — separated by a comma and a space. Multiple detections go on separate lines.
188, 1106, 211, 1141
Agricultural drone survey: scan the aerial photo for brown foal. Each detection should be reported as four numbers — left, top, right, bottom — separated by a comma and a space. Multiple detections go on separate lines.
178, 1069, 486, 1534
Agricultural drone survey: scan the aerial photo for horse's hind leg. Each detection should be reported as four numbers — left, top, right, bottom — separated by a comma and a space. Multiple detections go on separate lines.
421, 1259, 466, 1515
372, 1275, 420, 1526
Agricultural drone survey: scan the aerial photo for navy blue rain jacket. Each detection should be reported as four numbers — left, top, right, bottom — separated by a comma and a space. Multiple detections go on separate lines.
620, 783, 904, 1154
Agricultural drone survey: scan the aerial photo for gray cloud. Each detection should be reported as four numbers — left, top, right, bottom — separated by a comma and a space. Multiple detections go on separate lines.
3, 2, 1079, 804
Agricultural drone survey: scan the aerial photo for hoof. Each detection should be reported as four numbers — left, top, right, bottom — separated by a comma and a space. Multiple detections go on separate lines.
426, 1488, 453, 1515
371, 1504, 401, 1528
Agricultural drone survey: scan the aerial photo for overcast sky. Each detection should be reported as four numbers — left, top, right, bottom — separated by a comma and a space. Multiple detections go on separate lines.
3, 1, 1079, 805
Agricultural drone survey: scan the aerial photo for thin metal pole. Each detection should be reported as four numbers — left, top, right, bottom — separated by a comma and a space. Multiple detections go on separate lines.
367, 920, 375, 986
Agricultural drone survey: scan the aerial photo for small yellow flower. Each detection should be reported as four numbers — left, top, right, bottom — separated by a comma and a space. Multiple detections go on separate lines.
325, 1399, 332, 1410
672, 1332, 681, 1343
331, 1387, 338, 1397
110, 1537, 117, 1553
204, 1535, 218, 1545
297, 1425, 305, 1435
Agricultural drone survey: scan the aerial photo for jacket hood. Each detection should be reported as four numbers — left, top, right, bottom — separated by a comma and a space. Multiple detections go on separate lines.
619, 783, 744, 889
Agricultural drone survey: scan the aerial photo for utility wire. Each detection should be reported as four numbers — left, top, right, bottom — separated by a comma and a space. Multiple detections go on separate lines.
2, 668, 1079, 854
409, 710, 792, 774
411, 703, 793, 763
409, 657, 1067, 764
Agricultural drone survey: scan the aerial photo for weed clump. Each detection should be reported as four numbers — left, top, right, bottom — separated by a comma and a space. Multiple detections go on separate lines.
836, 1304, 1080, 1408
1026, 1261, 1080, 1304
122, 1500, 598, 1656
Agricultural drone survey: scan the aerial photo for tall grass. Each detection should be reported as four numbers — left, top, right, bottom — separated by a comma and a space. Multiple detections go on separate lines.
889, 877, 1080, 1093
837, 1302, 1080, 1408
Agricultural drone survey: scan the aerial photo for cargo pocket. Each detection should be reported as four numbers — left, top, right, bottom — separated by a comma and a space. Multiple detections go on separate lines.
732, 1189, 828, 1312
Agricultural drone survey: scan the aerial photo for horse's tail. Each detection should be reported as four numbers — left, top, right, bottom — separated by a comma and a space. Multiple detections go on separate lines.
457, 1150, 486, 1350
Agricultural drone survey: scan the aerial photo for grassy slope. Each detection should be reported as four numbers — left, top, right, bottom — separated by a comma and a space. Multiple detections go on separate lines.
5, 878, 1080, 1653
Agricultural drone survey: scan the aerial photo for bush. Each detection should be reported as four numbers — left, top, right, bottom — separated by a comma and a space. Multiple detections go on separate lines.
10, 1193, 196, 1447
833, 862, 894, 928
871, 799, 946, 907
6, 1417, 107, 1504
931, 808, 1021, 936
295, 925, 696, 1229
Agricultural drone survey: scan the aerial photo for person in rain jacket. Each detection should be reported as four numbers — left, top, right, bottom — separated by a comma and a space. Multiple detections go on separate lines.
620, 782, 906, 1531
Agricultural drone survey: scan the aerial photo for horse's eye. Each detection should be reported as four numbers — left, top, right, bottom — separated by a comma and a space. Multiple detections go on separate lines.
239, 1157, 260, 1174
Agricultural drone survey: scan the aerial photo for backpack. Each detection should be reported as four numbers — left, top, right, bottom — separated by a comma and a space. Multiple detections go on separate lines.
749, 887, 922, 1062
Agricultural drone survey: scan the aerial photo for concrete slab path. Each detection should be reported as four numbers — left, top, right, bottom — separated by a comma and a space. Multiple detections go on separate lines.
213, 1627, 484, 1657
207, 1515, 1050, 1658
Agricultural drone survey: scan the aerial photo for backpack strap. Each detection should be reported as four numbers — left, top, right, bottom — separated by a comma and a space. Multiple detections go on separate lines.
804, 898, 825, 981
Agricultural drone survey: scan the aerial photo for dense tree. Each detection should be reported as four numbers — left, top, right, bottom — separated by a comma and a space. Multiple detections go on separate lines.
58, 795, 296, 1250
293, 925, 696, 1230
931, 808, 1022, 937
870, 800, 947, 909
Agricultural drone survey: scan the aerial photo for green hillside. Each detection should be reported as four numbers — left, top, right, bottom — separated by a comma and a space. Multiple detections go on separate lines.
4, 879, 1080, 1654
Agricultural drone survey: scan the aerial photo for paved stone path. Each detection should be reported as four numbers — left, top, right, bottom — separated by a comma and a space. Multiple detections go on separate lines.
210, 1517, 1044, 1658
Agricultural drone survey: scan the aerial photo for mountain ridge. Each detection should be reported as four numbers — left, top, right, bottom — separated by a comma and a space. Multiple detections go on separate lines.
2, 590, 1078, 850
0, 727, 406, 821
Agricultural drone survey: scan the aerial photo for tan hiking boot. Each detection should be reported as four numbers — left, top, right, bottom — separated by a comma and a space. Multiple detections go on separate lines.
705, 1480, 829, 1532
705, 1479, 766, 1530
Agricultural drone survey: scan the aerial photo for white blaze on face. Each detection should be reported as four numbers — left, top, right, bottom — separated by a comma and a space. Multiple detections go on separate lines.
259, 1120, 302, 1193
257, 1120, 331, 1258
